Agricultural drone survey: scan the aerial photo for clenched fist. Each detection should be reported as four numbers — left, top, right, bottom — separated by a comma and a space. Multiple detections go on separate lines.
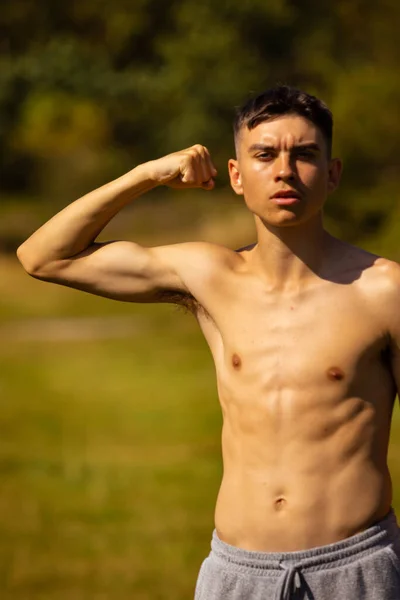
146, 145, 218, 190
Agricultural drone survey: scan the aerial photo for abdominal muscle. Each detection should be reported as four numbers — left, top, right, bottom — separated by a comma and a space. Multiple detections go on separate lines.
213, 387, 393, 552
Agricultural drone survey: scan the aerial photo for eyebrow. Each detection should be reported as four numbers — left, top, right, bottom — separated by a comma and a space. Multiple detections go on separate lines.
248, 142, 321, 153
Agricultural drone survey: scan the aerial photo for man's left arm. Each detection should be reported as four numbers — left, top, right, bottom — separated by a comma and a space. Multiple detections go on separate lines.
391, 335, 400, 402
387, 261, 400, 399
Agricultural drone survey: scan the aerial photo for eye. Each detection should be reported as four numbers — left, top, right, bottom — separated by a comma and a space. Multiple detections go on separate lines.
256, 151, 274, 160
296, 150, 315, 160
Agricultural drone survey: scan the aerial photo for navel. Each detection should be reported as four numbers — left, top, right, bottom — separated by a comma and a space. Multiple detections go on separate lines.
327, 366, 345, 381
232, 353, 242, 369
274, 497, 287, 511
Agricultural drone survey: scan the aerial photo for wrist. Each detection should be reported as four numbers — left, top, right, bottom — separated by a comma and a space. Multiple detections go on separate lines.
133, 161, 162, 186
118, 162, 161, 202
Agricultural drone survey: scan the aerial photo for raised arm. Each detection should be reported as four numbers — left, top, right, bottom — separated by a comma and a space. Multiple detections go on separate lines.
16, 145, 220, 303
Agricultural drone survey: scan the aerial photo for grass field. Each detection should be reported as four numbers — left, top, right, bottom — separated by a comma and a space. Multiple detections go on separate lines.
1, 254, 400, 599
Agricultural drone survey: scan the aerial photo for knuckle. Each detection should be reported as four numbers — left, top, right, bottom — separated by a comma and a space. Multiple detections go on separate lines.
194, 144, 206, 156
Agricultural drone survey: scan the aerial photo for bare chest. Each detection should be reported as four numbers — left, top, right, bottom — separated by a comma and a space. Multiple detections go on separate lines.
199, 284, 391, 396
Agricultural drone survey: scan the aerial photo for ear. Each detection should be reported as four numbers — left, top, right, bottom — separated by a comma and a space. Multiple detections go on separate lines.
228, 158, 243, 195
327, 158, 343, 194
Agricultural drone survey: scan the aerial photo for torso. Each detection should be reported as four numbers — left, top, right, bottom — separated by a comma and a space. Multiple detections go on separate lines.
189, 238, 397, 551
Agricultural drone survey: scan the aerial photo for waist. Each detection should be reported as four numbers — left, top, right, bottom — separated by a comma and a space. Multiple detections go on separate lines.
215, 466, 392, 551
210, 507, 399, 574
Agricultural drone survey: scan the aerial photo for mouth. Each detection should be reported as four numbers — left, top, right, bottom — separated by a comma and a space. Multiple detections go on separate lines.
271, 190, 301, 206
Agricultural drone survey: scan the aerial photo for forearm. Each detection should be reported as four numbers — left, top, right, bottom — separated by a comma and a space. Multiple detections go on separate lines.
17, 163, 157, 272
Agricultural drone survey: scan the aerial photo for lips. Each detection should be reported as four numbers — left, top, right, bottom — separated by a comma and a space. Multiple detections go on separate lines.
270, 190, 301, 206
272, 190, 301, 199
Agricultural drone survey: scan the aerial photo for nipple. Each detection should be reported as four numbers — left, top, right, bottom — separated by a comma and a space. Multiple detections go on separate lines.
327, 367, 345, 381
232, 353, 242, 369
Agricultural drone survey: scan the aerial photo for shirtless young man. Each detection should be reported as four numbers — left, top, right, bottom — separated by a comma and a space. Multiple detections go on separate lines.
17, 86, 400, 599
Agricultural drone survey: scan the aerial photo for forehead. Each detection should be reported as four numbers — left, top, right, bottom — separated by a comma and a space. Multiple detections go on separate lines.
238, 114, 324, 149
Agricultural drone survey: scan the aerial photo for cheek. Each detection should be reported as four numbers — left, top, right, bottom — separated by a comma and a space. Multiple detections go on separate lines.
241, 163, 272, 187
301, 164, 328, 191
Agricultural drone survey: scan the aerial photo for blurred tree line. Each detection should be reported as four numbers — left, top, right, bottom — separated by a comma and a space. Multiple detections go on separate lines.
1, 0, 399, 254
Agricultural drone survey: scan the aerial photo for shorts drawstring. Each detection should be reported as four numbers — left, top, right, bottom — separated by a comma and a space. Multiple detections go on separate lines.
274, 562, 303, 599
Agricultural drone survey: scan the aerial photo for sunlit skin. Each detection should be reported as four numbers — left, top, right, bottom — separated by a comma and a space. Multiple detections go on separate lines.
228, 115, 343, 289
17, 113, 400, 553
195, 115, 398, 550
231, 115, 341, 220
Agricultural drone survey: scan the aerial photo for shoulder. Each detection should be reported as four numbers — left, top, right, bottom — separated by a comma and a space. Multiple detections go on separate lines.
329, 237, 399, 308
148, 239, 243, 276
360, 253, 400, 297
366, 257, 400, 343
332, 238, 399, 289
166, 240, 246, 275
350, 246, 400, 329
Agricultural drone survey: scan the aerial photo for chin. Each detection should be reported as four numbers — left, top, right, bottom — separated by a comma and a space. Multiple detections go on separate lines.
255, 204, 322, 229
259, 212, 304, 228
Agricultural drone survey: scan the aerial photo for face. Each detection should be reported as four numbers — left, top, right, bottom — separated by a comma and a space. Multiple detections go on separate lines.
229, 114, 342, 227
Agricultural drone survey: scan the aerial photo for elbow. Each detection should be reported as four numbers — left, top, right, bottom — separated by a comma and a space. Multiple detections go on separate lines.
16, 244, 46, 277
16, 244, 32, 272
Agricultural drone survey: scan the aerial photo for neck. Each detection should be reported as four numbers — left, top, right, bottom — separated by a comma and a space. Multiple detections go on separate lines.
252, 212, 332, 291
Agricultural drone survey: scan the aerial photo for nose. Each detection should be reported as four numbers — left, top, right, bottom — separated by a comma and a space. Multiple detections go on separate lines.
274, 152, 295, 183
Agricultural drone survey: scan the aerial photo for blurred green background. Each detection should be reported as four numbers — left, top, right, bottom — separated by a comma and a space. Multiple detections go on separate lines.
1, 1, 400, 598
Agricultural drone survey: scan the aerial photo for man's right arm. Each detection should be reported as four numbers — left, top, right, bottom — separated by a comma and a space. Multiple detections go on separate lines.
16, 145, 221, 303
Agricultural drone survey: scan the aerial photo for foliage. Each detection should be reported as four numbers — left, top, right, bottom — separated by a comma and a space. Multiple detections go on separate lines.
1, 0, 399, 249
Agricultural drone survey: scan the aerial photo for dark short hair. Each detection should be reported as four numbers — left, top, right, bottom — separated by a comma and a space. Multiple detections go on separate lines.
234, 85, 333, 157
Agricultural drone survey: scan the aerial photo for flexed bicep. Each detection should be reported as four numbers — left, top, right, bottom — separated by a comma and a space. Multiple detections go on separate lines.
25, 240, 232, 306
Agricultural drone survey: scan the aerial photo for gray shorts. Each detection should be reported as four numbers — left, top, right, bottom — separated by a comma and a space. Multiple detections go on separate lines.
194, 508, 400, 599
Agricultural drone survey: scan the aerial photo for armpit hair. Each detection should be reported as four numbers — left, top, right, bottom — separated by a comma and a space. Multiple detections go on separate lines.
156, 289, 206, 317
